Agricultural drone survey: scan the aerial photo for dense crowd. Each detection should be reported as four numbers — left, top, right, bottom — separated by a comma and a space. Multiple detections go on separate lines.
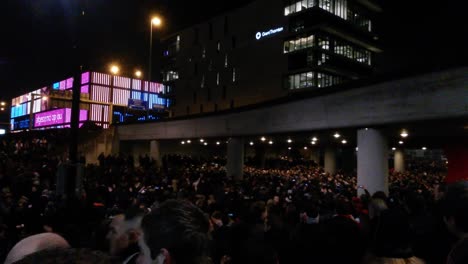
0, 131, 467, 264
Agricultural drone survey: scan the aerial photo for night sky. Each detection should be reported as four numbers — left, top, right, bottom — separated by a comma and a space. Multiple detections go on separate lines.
0, 0, 466, 100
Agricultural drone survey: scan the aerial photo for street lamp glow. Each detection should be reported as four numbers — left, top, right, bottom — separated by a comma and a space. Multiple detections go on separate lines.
287, 139, 292, 143
216, 141, 220, 145
400, 130, 409, 138
42, 96, 48, 101
311, 141, 316, 145
200, 139, 204, 143
312, 137, 318, 141
422, 147, 427, 150
341, 139, 347, 144
135, 70, 142, 78
268, 140, 273, 145
0, 102, 5, 106
187, 140, 191, 144
0, 108, 4, 111
261, 137, 266, 142
288, 147, 291, 150
304, 146, 308, 150
204, 142, 208, 146
181, 141, 185, 145
334, 132, 341, 138
151, 16, 162, 27
392, 147, 396, 151
249, 142, 254, 146
399, 141, 404, 145
110, 65, 120, 75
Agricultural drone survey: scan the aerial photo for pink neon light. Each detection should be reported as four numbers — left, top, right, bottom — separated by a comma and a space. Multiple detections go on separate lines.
59, 80, 66, 90
66, 78, 73, 89
34, 108, 88, 128
81, 72, 90, 84
81, 85, 89, 93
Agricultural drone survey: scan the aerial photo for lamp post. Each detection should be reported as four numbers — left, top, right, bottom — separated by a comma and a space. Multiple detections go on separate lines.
29, 94, 47, 130
109, 64, 120, 126
149, 16, 162, 82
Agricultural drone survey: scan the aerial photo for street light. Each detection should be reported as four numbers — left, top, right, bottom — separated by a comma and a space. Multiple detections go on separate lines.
135, 70, 142, 78
149, 16, 162, 82
110, 65, 120, 75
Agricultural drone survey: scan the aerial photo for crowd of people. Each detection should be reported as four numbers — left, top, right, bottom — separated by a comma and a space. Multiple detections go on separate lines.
0, 131, 467, 264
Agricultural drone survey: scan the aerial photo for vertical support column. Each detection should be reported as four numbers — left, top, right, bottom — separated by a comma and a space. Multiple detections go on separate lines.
150, 140, 161, 167
394, 149, 405, 173
324, 147, 337, 175
227, 138, 245, 181
357, 128, 389, 195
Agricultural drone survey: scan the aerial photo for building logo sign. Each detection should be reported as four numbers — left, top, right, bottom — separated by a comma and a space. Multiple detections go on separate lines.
255, 27, 284, 40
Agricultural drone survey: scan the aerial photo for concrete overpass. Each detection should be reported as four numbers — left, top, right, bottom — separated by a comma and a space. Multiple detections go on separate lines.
114, 67, 468, 194
117, 67, 467, 140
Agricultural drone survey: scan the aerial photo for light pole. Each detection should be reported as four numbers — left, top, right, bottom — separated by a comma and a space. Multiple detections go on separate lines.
109, 64, 120, 126
149, 16, 162, 82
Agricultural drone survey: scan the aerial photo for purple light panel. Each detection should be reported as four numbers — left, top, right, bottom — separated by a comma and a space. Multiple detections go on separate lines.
66, 78, 73, 89
34, 108, 88, 128
81, 72, 90, 84
81, 85, 89, 94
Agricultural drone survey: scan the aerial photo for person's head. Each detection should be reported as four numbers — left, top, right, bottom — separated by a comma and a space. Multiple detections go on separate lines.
4, 233, 70, 264
138, 199, 211, 264
440, 181, 468, 237
107, 208, 144, 257
13, 248, 117, 264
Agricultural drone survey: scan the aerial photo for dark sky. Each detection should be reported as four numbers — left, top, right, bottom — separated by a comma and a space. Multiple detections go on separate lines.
0, 0, 466, 100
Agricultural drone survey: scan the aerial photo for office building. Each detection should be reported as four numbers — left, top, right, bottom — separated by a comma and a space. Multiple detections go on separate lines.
161, 0, 382, 117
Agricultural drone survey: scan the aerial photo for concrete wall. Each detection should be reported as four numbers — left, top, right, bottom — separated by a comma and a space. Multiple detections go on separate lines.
118, 67, 468, 141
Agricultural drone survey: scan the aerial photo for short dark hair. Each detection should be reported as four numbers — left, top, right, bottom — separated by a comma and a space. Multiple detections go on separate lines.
440, 181, 468, 232
141, 199, 211, 264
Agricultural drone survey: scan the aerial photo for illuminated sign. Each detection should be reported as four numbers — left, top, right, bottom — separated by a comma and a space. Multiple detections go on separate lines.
255, 27, 284, 40
34, 108, 88, 128
0, 129, 5, 135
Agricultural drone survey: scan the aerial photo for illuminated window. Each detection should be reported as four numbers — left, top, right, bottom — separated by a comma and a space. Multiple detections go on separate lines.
202, 47, 206, 58
284, 34, 314, 53
224, 54, 228, 67
216, 72, 220, 85
232, 68, 236, 82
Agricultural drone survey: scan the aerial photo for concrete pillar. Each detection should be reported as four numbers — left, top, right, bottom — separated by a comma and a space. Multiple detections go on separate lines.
227, 138, 244, 181
150, 140, 161, 166
394, 149, 405, 173
357, 128, 389, 195
324, 147, 336, 174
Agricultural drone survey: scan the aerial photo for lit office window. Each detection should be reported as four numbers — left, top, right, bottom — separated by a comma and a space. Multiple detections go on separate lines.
287, 71, 314, 89
224, 54, 228, 67
284, 0, 315, 16
284, 35, 314, 53
284, 0, 371, 32
216, 72, 220, 85
232, 68, 236, 82
319, 0, 331, 12
164, 71, 179, 82
318, 36, 329, 50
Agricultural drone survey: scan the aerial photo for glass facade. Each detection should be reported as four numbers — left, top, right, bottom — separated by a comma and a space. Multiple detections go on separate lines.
284, 35, 314, 53
284, 0, 371, 32
334, 40, 371, 65
287, 71, 343, 90
284, 35, 372, 66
